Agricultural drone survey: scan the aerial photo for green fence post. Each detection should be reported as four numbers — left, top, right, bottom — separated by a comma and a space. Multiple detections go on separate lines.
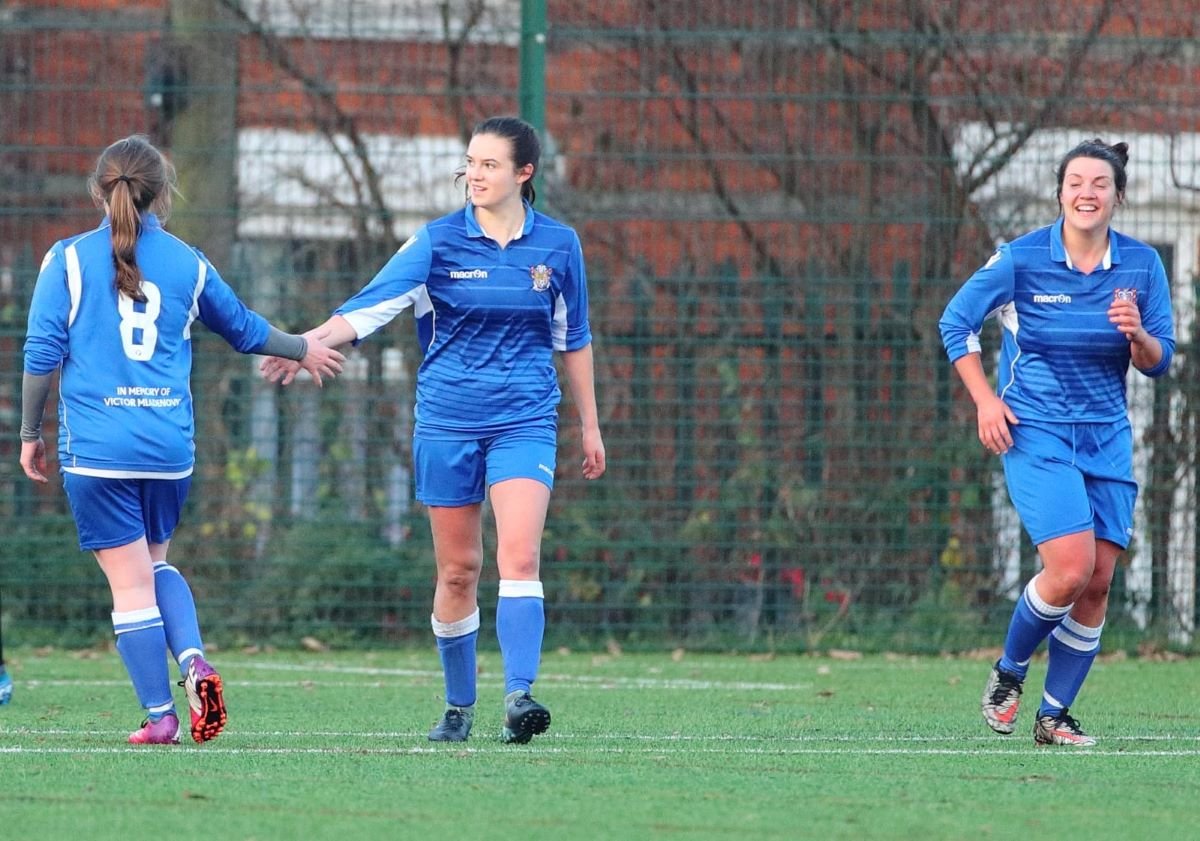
519, 0, 547, 195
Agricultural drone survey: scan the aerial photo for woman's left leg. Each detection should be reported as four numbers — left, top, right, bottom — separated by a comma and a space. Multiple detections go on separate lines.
1040, 538, 1120, 719
491, 478, 553, 743
491, 478, 552, 695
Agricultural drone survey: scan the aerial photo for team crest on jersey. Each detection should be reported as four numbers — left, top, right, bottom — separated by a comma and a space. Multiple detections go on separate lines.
529, 264, 552, 292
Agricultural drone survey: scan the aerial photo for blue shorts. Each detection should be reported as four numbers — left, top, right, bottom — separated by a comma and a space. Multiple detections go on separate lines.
1002, 419, 1136, 548
62, 473, 192, 551
414, 423, 557, 507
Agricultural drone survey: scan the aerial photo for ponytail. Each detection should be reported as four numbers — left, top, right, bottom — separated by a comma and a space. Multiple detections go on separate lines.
107, 177, 145, 301
88, 136, 177, 302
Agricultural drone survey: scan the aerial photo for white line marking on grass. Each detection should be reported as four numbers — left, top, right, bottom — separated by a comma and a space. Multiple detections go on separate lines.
2, 745, 1199, 757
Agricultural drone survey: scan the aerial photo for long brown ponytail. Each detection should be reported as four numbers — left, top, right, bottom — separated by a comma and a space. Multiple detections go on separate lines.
87, 135, 177, 301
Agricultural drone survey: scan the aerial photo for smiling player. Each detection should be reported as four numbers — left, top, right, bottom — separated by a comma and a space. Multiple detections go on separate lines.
262, 116, 606, 744
939, 139, 1175, 746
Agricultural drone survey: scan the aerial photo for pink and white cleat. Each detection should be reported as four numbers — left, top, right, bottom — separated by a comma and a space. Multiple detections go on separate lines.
181, 655, 227, 743
128, 712, 181, 745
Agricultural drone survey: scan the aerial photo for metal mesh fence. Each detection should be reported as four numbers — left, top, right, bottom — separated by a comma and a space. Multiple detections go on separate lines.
2, 0, 1199, 651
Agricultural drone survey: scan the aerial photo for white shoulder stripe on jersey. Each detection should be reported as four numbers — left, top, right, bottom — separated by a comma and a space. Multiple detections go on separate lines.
185, 257, 207, 339
341, 285, 431, 341
65, 245, 83, 328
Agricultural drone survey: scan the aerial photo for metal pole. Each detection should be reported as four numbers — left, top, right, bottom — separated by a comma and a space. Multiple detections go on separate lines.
519, 0, 547, 198
519, 0, 547, 133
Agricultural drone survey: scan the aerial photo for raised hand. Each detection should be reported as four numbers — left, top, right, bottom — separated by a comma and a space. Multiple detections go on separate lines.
1108, 293, 1143, 343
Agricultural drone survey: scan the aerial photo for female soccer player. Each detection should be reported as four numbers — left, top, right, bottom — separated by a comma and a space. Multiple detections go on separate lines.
19, 135, 344, 744
939, 139, 1174, 746
262, 115, 606, 744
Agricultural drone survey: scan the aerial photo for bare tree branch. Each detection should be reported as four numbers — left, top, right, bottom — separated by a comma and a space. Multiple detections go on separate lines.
215, 0, 399, 250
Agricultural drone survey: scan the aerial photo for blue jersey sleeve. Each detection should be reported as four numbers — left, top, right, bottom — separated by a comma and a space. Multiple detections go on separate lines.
194, 254, 272, 353
335, 227, 434, 341
939, 245, 1016, 364
555, 231, 592, 352
24, 245, 71, 375
1137, 251, 1175, 378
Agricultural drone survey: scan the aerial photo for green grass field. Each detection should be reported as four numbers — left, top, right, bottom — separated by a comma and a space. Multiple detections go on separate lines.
1, 647, 1198, 840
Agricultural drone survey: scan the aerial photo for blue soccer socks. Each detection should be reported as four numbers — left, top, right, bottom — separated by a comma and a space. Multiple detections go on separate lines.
999, 576, 1072, 679
153, 562, 204, 676
497, 580, 545, 695
112, 607, 174, 714
1041, 616, 1103, 717
432, 607, 480, 709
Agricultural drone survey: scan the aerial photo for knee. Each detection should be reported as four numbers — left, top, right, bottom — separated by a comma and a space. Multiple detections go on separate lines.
1079, 577, 1112, 608
498, 545, 541, 580
437, 555, 483, 595
1039, 567, 1094, 604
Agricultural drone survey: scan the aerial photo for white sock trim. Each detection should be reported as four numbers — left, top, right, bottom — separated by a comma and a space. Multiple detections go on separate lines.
1025, 576, 1072, 619
176, 647, 204, 666
112, 606, 163, 632
431, 607, 481, 638
1059, 615, 1103, 638
153, 562, 179, 574
498, 579, 544, 599
1050, 624, 1100, 652
1051, 615, 1103, 652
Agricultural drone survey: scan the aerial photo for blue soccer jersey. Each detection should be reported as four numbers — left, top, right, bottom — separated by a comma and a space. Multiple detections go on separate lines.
335, 202, 592, 436
939, 219, 1175, 423
24, 215, 273, 477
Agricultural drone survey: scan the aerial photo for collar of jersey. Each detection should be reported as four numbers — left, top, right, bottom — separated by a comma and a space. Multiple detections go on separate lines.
464, 201, 534, 241
99, 213, 163, 231
1050, 216, 1118, 271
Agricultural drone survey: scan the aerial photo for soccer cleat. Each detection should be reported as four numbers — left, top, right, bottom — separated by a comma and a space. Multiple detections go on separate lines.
128, 712, 181, 745
180, 655, 227, 743
428, 707, 473, 742
981, 660, 1024, 735
1034, 708, 1096, 747
0, 668, 12, 706
501, 691, 551, 744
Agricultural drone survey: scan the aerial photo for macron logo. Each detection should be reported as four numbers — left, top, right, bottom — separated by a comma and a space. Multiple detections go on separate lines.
450, 269, 488, 279
1033, 293, 1072, 304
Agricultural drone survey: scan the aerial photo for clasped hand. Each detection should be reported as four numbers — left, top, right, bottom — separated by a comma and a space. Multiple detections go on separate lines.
262, 326, 344, 387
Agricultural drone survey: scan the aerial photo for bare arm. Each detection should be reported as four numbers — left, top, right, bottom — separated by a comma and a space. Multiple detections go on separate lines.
560, 343, 606, 480
952, 352, 1019, 456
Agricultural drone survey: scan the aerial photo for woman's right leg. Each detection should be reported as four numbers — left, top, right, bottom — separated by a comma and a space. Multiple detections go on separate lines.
95, 538, 178, 743
426, 504, 484, 741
